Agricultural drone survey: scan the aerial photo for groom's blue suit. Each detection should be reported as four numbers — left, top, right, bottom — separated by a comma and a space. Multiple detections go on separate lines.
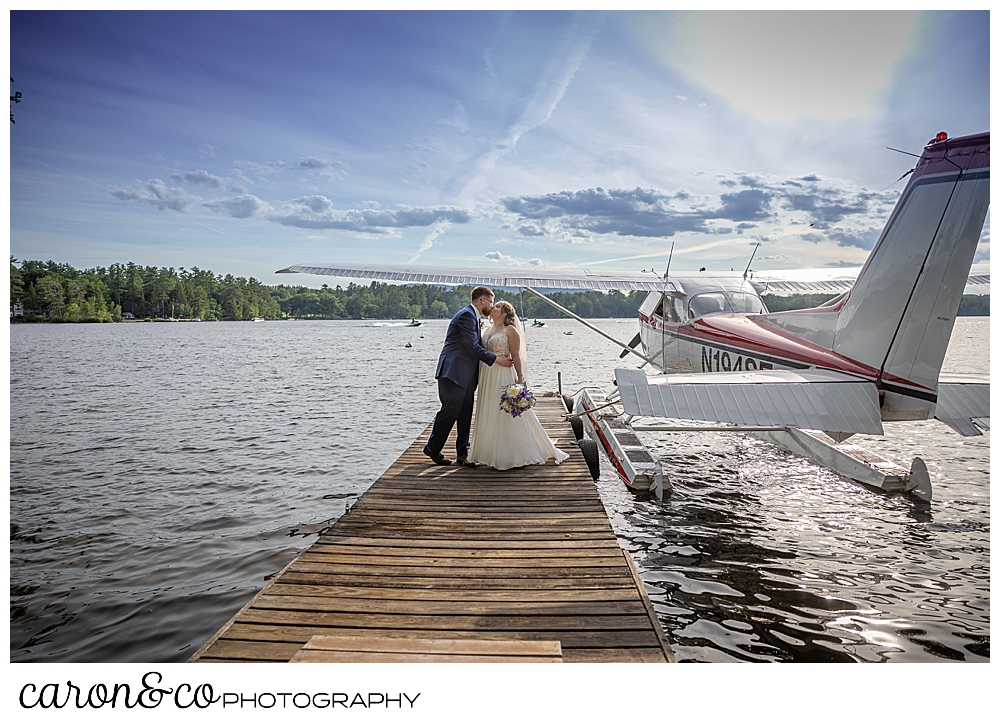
427, 304, 498, 459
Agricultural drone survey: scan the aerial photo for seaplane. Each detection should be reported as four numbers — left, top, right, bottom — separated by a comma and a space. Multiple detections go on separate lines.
277, 130, 990, 503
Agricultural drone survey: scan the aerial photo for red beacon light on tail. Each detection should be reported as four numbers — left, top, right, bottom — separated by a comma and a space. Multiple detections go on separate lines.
929, 131, 949, 144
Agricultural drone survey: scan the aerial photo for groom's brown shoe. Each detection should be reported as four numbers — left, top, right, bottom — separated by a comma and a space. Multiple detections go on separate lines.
423, 446, 452, 465
455, 456, 477, 468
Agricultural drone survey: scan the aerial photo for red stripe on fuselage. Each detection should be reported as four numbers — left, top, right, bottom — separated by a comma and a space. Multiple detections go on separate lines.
639, 312, 931, 391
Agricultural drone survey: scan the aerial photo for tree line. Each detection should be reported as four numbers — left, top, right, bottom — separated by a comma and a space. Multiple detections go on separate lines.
9, 258, 989, 322
10, 259, 280, 322
272, 283, 649, 320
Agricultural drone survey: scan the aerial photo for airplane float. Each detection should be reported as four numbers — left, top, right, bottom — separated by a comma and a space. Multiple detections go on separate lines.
277, 130, 990, 503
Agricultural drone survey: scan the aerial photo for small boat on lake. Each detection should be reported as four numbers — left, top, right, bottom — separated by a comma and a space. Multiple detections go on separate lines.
532, 320, 545, 327
407, 319, 422, 327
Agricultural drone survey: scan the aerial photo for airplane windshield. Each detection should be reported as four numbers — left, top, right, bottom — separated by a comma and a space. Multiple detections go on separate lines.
688, 293, 728, 317
729, 292, 765, 314
688, 292, 764, 318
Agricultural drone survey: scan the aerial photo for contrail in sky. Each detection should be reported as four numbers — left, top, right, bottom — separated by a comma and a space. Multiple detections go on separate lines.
408, 220, 451, 263
458, 28, 594, 204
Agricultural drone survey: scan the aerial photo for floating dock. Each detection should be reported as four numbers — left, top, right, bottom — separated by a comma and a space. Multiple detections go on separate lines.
190, 396, 674, 663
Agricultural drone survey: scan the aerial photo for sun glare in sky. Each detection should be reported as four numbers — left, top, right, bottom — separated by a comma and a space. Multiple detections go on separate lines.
645, 11, 920, 123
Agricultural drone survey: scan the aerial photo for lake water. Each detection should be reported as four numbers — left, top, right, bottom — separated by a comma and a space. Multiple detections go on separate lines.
9, 316, 990, 662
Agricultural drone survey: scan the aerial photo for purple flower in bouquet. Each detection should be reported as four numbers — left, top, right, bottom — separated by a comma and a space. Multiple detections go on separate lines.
499, 383, 536, 419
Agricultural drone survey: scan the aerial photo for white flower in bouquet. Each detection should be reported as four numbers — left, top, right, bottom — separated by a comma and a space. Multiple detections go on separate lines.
499, 383, 536, 418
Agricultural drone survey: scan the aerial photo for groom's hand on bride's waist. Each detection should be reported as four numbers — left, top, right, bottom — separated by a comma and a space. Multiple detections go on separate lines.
495, 355, 514, 367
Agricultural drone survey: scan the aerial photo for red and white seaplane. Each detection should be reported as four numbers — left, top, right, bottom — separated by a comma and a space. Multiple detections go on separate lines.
277, 131, 990, 502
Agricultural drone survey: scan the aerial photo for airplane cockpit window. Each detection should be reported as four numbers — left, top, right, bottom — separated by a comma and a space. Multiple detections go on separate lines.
652, 294, 685, 322
728, 292, 765, 314
688, 292, 728, 318
688, 292, 765, 318
671, 297, 687, 322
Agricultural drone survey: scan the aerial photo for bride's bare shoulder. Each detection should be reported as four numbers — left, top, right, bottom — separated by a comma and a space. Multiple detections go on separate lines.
505, 323, 521, 339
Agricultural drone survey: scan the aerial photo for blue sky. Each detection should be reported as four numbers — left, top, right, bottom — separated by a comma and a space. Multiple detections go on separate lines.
9, 10, 990, 286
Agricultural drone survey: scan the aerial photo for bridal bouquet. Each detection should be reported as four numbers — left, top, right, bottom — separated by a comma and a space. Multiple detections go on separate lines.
500, 383, 535, 419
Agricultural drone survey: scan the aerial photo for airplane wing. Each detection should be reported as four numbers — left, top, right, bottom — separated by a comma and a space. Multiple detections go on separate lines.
748, 268, 860, 294
276, 263, 678, 292
935, 373, 990, 436
614, 367, 884, 435
276, 262, 988, 294
748, 263, 990, 295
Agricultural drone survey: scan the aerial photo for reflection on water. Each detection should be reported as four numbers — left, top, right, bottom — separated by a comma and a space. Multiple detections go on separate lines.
9, 317, 990, 662
598, 372, 990, 661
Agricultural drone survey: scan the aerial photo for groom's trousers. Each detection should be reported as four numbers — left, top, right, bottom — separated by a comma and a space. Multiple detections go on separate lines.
427, 377, 477, 458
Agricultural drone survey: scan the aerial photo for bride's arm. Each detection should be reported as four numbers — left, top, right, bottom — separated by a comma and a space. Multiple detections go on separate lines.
506, 325, 524, 384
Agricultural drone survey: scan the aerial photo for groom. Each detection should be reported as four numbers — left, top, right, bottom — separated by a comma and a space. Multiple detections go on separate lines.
424, 286, 513, 468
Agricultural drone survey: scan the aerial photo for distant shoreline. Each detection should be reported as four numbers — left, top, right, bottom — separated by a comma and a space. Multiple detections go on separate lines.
10, 259, 990, 322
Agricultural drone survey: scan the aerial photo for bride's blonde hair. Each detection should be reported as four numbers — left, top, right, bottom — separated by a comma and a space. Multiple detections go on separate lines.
495, 300, 518, 327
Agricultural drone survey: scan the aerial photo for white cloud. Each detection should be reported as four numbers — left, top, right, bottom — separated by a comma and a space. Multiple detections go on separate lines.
500, 173, 898, 249
485, 251, 542, 267
202, 195, 478, 234
299, 157, 330, 169
485, 250, 520, 264
170, 169, 225, 189
275, 199, 474, 232
110, 179, 201, 212
517, 223, 546, 237
202, 194, 273, 219
299, 157, 348, 179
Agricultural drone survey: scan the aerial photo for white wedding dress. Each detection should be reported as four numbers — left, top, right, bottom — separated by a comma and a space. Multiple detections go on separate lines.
469, 328, 570, 470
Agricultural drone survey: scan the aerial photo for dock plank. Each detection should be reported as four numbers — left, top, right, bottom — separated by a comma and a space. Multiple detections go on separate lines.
265, 584, 643, 602
218, 623, 665, 649
275, 573, 639, 590
190, 396, 674, 663
289, 636, 563, 663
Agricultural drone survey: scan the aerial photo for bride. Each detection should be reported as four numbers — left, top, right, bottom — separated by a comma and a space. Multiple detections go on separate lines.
469, 300, 570, 470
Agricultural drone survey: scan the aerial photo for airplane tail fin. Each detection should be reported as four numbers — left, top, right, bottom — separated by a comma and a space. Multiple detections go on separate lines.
832, 132, 989, 418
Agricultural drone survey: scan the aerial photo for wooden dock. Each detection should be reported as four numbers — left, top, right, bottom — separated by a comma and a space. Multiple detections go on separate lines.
190, 396, 674, 663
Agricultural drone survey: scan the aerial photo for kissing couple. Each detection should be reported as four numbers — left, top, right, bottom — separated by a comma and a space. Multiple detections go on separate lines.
423, 286, 570, 470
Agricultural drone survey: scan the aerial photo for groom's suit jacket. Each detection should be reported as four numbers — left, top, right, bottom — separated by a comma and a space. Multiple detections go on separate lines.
435, 304, 498, 389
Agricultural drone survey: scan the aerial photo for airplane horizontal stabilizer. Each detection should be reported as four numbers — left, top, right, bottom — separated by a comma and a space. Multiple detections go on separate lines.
935, 374, 990, 436
615, 368, 884, 435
